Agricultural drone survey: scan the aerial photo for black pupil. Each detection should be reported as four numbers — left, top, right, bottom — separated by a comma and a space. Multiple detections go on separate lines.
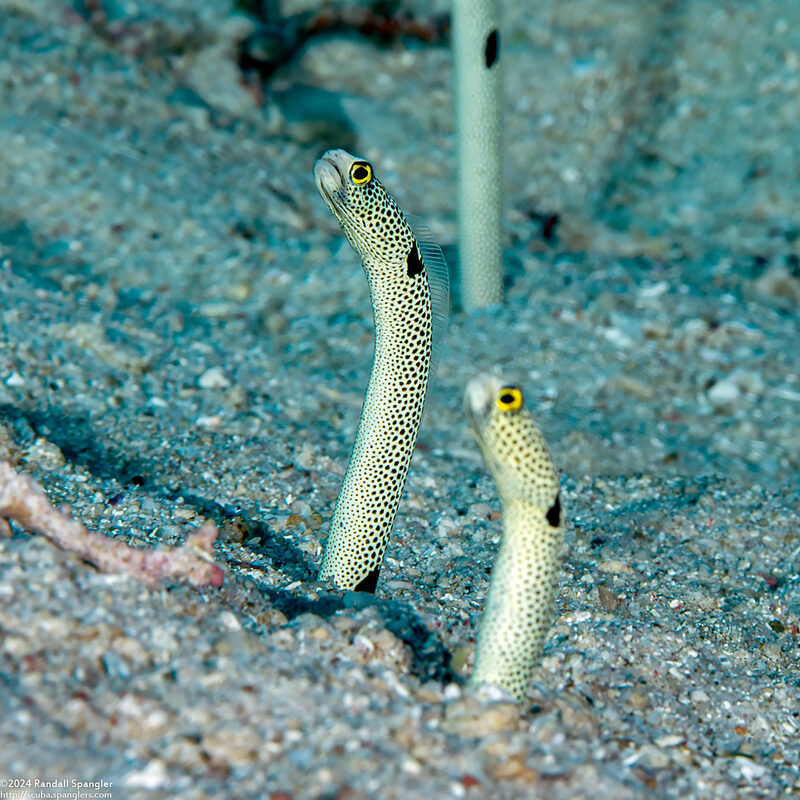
500, 393, 515, 405
353, 165, 368, 181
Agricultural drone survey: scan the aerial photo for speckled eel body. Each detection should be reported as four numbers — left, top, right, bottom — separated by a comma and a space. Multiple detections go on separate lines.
465, 374, 564, 701
453, 0, 503, 311
313, 149, 448, 592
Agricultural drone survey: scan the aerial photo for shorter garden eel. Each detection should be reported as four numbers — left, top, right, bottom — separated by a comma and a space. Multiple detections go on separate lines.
464, 374, 564, 700
313, 149, 449, 593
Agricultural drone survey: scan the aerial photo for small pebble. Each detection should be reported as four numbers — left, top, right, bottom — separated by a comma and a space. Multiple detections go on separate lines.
122, 760, 169, 789
442, 697, 519, 737
198, 367, 232, 389
597, 584, 619, 611
691, 690, 711, 704
597, 560, 633, 575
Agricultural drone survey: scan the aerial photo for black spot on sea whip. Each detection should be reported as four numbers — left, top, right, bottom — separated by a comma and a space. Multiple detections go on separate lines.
485, 29, 500, 69
546, 492, 561, 527
407, 244, 423, 277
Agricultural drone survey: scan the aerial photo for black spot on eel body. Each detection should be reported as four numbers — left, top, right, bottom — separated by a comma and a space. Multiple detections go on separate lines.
546, 492, 561, 527
407, 244, 423, 277
354, 567, 380, 594
485, 29, 500, 69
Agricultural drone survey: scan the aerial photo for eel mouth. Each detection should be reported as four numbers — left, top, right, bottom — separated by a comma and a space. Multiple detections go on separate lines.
313, 148, 357, 213
313, 155, 343, 204
464, 373, 502, 433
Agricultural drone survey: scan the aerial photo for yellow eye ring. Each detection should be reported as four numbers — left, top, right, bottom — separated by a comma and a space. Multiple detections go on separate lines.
350, 162, 372, 185
496, 386, 523, 412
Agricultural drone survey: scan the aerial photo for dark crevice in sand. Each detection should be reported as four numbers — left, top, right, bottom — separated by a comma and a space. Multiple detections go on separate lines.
252, 583, 453, 683
175, 493, 318, 584
373, 600, 453, 683
0, 404, 152, 486
0, 224, 75, 292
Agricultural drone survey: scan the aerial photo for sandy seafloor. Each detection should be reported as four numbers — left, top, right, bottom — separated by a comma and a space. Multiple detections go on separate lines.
1, 0, 799, 798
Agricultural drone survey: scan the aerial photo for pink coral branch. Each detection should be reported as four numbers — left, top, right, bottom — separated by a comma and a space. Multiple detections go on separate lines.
0, 461, 224, 588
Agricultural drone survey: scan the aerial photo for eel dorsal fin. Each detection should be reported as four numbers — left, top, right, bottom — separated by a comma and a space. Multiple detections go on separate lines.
407, 215, 450, 378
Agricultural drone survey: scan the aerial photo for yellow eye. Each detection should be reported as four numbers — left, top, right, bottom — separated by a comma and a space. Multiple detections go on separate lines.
496, 386, 523, 412
350, 162, 372, 185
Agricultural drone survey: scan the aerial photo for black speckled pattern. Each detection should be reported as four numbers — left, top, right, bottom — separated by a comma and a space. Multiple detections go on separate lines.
314, 149, 434, 591
465, 374, 564, 700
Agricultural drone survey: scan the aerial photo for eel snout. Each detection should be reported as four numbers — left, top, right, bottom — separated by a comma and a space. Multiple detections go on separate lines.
464, 373, 503, 430
313, 149, 357, 198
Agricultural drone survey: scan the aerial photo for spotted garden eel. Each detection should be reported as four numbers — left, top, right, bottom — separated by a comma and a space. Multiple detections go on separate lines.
464, 374, 563, 700
453, 0, 503, 311
313, 149, 449, 593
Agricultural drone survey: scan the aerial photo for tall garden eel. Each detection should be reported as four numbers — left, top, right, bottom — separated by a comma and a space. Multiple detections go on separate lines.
313, 149, 449, 593
453, 0, 503, 311
464, 374, 564, 700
